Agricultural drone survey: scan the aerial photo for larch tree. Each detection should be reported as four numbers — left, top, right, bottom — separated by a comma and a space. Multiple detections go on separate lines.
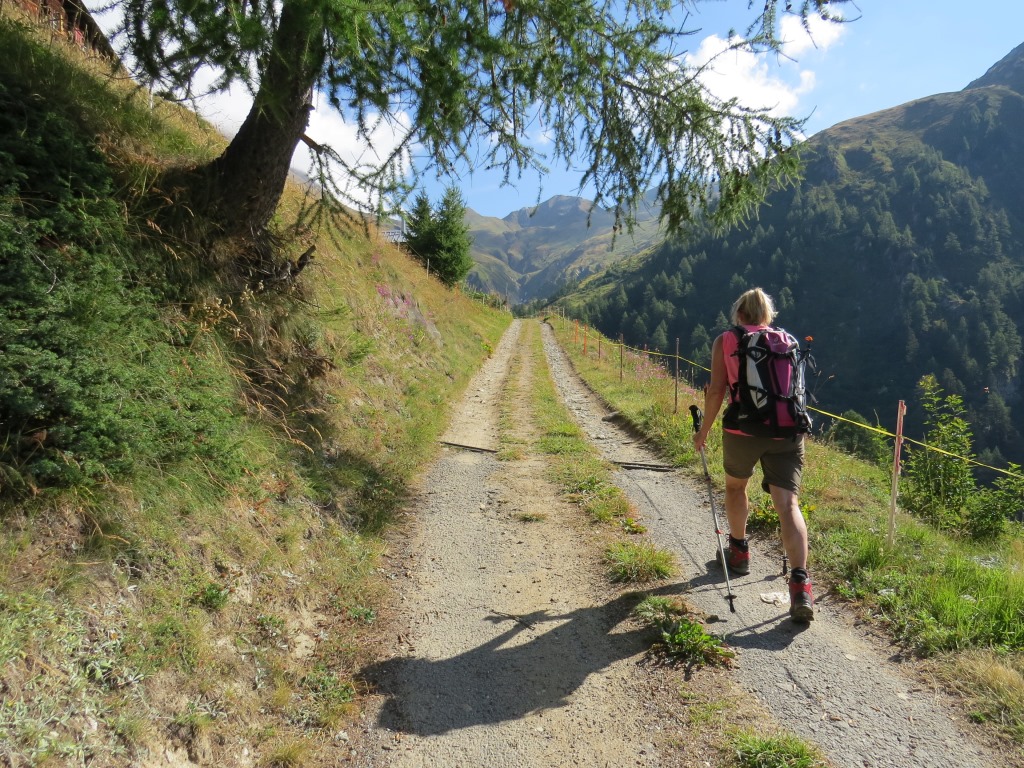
404, 191, 438, 268
115, 0, 849, 246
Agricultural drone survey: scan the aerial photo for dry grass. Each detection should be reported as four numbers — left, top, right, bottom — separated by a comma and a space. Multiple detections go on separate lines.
943, 651, 1024, 743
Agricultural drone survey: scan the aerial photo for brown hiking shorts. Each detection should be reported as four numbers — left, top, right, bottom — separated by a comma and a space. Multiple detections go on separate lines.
722, 431, 805, 494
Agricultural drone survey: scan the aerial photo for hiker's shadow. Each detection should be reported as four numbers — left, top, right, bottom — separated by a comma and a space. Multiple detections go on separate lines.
360, 585, 685, 736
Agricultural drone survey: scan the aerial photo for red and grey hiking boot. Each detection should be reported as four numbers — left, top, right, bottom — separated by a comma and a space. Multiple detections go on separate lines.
716, 538, 750, 575
789, 574, 815, 622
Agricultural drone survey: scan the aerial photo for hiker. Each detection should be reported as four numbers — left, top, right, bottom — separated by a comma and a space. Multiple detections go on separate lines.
692, 287, 814, 622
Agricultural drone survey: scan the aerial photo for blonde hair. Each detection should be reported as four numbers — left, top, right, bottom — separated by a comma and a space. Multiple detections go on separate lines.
731, 287, 777, 326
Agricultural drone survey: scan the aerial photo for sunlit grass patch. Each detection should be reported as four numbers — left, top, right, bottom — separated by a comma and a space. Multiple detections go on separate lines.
265, 738, 311, 768
605, 541, 676, 583
731, 730, 828, 768
944, 650, 1024, 743
586, 489, 634, 524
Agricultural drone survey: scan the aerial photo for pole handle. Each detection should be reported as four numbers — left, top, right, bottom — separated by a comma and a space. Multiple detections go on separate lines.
689, 404, 703, 433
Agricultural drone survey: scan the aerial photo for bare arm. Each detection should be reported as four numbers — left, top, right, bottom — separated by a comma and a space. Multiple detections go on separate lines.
694, 334, 728, 452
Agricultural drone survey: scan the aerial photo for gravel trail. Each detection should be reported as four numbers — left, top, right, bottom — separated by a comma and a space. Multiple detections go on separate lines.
355, 320, 673, 767
352, 319, 1008, 768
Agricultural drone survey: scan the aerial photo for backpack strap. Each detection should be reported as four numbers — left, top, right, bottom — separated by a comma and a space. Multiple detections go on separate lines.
725, 326, 746, 403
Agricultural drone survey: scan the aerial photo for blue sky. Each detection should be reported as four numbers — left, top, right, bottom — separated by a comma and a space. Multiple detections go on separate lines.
130, 1, 1024, 219
418, 1, 1024, 218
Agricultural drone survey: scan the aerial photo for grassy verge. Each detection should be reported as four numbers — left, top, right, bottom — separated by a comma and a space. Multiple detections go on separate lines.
519, 322, 676, 582
547, 315, 1024, 750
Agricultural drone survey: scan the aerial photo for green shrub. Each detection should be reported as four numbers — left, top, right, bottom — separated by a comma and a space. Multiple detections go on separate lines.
826, 409, 890, 465
901, 376, 977, 533
0, 58, 246, 493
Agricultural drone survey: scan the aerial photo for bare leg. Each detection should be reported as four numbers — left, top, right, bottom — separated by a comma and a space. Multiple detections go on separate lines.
724, 474, 751, 540
769, 485, 808, 571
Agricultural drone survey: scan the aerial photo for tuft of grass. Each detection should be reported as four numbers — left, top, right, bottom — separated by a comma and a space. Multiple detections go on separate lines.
346, 605, 376, 624
517, 511, 547, 522
685, 697, 727, 726
265, 739, 311, 768
110, 713, 150, 747
634, 596, 734, 668
584, 486, 633, 523
291, 665, 356, 729
172, 698, 222, 731
943, 650, 1024, 743
605, 541, 676, 583
556, 458, 608, 497
731, 730, 828, 768
498, 443, 527, 461
193, 581, 231, 611
620, 516, 647, 534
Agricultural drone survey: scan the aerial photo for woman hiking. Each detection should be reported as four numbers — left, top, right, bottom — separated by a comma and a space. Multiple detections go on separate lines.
692, 287, 815, 622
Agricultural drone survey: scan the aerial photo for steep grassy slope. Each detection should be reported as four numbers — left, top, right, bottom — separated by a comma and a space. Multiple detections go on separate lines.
0, 14, 508, 765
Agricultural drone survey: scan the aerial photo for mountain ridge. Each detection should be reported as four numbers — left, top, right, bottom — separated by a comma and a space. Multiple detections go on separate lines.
966, 41, 1024, 93
465, 192, 663, 302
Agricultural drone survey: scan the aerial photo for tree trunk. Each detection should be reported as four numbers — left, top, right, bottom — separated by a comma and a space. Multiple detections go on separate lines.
180, 0, 325, 239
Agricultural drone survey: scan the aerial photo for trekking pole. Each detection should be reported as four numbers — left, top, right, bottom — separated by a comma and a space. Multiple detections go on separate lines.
689, 405, 737, 613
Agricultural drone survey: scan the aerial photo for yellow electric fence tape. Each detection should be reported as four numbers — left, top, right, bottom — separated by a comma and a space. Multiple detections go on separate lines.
570, 322, 1024, 482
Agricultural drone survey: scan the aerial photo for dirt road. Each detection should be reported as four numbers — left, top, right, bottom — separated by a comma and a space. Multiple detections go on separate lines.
352, 319, 1008, 768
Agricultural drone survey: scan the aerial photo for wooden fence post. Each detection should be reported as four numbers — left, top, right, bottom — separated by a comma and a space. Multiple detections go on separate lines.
887, 400, 907, 547
619, 335, 624, 383
674, 338, 680, 414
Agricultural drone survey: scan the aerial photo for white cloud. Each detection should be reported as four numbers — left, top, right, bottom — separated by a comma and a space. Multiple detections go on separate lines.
185, 81, 414, 207
684, 35, 807, 115
779, 13, 845, 57
683, 16, 846, 118
190, 68, 254, 136
294, 94, 415, 207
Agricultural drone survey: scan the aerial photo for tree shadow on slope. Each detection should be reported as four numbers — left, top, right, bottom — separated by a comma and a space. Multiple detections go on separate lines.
361, 585, 687, 736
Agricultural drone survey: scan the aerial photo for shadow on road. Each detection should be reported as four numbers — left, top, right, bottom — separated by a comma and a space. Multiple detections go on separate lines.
360, 585, 687, 736
680, 560, 811, 650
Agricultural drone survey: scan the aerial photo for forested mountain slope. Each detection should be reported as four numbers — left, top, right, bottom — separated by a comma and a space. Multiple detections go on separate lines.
563, 43, 1024, 467
465, 193, 662, 302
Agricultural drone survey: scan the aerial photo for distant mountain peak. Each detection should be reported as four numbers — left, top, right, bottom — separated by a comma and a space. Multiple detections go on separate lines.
504, 195, 613, 228
965, 41, 1024, 94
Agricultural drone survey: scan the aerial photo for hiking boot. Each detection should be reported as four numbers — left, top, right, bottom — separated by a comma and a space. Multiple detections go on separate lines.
716, 541, 750, 575
789, 578, 815, 622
